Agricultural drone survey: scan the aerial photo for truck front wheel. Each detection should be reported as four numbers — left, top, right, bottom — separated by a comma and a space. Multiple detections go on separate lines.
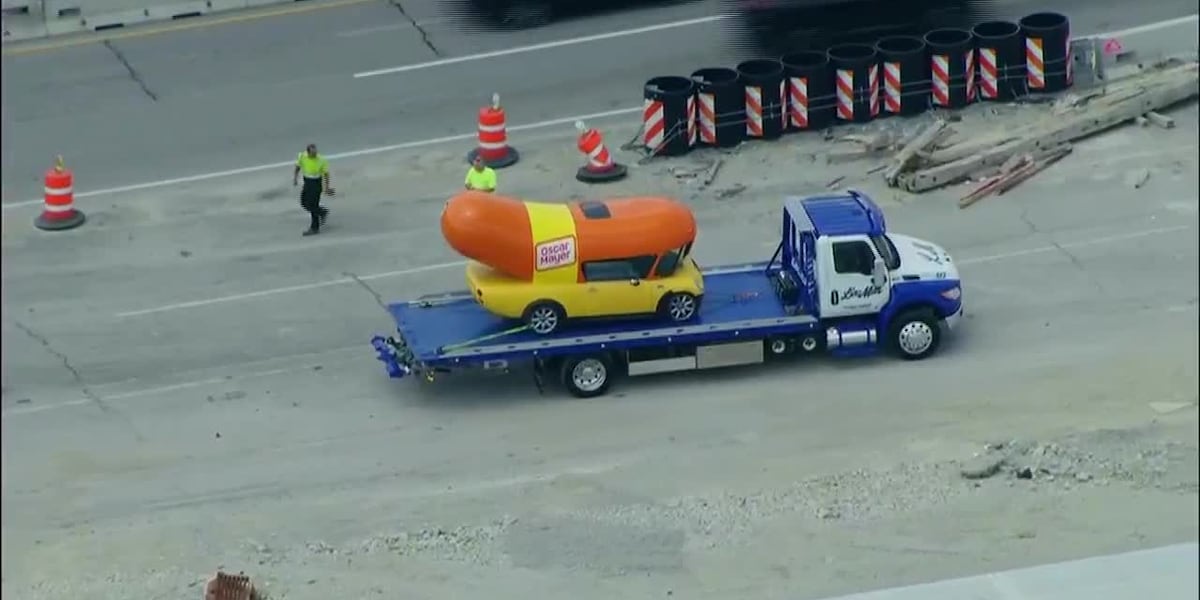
659, 292, 700, 323
560, 354, 614, 398
524, 301, 566, 335
889, 310, 942, 360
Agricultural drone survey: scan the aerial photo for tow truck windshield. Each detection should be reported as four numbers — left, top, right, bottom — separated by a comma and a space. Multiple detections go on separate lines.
872, 235, 901, 270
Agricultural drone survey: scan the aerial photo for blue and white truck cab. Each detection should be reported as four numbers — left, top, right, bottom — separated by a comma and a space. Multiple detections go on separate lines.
371, 190, 964, 398
770, 190, 963, 358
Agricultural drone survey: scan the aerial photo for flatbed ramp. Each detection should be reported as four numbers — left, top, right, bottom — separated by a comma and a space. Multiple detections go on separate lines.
383, 264, 815, 365
819, 543, 1198, 600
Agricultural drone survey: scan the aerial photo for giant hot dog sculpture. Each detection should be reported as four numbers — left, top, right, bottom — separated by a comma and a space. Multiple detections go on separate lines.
441, 191, 697, 283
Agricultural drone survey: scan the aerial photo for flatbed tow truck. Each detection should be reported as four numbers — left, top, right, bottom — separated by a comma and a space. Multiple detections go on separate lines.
372, 191, 964, 398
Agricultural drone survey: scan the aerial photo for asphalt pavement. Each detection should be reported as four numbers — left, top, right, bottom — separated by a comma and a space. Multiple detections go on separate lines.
2, 0, 1197, 203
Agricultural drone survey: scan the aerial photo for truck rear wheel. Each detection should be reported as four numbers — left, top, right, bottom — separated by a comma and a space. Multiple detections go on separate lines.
889, 309, 942, 360
560, 354, 613, 398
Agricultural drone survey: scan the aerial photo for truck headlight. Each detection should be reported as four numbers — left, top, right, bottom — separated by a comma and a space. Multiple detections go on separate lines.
940, 286, 961, 301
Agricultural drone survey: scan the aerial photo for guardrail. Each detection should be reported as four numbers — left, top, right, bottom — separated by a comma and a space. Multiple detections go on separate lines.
1, 0, 311, 42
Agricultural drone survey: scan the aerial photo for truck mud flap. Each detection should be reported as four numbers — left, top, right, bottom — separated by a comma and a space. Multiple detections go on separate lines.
371, 335, 410, 379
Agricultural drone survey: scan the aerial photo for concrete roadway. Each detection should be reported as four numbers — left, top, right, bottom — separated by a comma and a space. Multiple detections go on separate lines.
1, 91, 1197, 596
2, 0, 1198, 203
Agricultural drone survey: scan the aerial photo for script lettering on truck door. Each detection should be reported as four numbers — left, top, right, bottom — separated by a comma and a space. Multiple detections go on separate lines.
829, 284, 883, 306
536, 236, 577, 271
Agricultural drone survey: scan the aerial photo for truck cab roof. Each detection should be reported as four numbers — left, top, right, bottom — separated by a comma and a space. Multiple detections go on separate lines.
788, 190, 886, 238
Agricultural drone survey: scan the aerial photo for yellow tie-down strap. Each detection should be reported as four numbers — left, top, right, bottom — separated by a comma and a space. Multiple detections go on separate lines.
523, 201, 578, 285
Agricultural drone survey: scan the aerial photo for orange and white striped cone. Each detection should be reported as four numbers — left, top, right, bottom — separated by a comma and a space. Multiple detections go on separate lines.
573, 121, 627, 183
34, 156, 85, 232
466, 92, 519, 168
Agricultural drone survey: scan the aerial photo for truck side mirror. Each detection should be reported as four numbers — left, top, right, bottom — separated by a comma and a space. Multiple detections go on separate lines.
870, 259, 887, 288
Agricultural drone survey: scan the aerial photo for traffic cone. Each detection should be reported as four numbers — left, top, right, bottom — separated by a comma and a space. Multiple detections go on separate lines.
573, 121, 627, 183
466, 93, 519, 168
34, 156, 86, 231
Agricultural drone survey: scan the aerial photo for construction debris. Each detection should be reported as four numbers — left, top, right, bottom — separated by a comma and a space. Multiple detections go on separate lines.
840, 131, 895, 151
1145, 110, 1176, 128
883, 59, 1199, 195
1126, 168, 1152, 189
204, 571, 258, 600
958, 153, 1032, 209
884, 119, 948, 186
957, 144, 1077, 208
702, 157, 724, 186
826, 130, 899, 164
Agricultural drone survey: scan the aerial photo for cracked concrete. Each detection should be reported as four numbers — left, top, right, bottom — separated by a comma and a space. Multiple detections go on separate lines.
9, 320, 146, 441
388, 0, 442, 57
1051, 240, 1110, 296
0, 48, 1195, 600
347, 271, 391, 314
12, 320, 108, 409
1016, 196, 1109, 295
103, 40, 158, 102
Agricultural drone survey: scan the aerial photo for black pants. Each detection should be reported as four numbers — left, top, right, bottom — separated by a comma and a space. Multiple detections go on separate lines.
300, 178, 328, 230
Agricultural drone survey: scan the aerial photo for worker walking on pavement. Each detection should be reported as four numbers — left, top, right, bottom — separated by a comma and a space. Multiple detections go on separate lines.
293, 144, 336, 236
464, 155, 497, 193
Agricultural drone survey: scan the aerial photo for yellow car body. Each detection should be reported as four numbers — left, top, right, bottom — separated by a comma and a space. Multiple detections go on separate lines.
466, 251, 705, 324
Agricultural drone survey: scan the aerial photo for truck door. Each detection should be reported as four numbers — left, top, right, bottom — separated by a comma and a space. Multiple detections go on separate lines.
816, 235, 892, 318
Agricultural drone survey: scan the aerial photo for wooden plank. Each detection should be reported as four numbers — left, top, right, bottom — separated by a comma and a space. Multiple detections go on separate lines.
882, 119, 946, 186
996, 147, 1072, 196
1145, 111, 1176, 128
958, 154, 1031, 208
905, 67, 1198, 193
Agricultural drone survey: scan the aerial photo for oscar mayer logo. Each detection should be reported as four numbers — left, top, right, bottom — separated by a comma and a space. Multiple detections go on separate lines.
536, 236, 576, 271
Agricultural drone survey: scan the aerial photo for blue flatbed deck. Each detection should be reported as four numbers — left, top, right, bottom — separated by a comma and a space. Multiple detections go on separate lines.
378, 264, 819, 372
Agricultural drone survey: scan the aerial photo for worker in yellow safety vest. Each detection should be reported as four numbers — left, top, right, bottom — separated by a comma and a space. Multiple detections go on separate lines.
293, 144, 336, 236
464, 155, 497, 193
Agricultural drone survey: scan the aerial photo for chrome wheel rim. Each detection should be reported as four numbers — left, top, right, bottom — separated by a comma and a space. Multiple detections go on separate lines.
898, 321, 934, 355
529, 307, 558, 334
667, 295, 696, 321
571, 359, 607, 392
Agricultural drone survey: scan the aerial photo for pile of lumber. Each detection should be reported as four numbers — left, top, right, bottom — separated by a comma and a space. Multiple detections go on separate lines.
880, 59, 1199, 205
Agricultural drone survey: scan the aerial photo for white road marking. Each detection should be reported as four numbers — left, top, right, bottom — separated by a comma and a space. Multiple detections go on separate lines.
353, 14, 729, 78
113, 223, 1195, 320
115, 260, 465, 318
1, 106, 640, 210
4, 364, 322, 418
9, 224, 1195, 418
2, 367, 299, 417
2, 346, 365, 418
1094, 13, 1199, 37
956, 224, 1193, 266
87, 343, 362, 393
2, 15, 1194, 210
